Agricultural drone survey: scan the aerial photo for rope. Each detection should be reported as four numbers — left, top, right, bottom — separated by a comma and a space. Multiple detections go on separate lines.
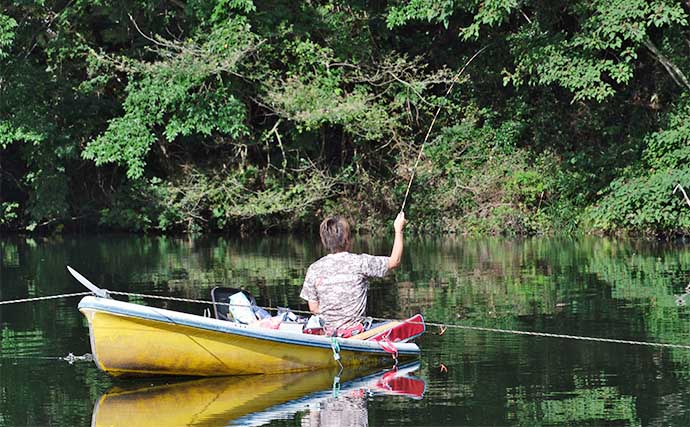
108, 290, 290, 312
4, 289, 689, 351
0, 353, 94, 363
0, 355, 64, 360
419, 322, 690, 351
0, 292, 91, 305
107, 290, 690, 351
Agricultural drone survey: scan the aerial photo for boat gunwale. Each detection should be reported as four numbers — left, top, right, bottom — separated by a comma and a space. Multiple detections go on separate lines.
78, 296, 421, 355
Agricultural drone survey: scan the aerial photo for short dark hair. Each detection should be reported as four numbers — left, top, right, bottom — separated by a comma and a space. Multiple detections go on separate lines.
319, 216, 351, 253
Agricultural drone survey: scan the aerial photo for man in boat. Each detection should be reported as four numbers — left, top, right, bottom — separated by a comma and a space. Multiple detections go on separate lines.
300, 212, 407, 333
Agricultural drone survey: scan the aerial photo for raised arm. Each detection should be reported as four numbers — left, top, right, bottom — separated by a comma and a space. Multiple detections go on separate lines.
388, 212, 407, 270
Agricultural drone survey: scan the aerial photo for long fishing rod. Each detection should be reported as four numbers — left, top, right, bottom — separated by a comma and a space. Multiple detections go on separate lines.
400, 45, 490, 213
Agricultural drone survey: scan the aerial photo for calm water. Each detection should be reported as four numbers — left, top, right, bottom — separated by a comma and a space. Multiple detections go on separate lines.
2, 235, 690, 426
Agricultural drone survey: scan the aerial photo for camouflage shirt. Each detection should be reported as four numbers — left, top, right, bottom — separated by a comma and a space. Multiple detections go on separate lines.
300, 252, 390, 329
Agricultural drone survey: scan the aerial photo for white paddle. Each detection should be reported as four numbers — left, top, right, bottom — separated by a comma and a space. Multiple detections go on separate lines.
67, 266, 109, 298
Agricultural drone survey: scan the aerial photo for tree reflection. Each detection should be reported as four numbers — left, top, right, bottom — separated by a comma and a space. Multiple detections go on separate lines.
3, 235, 690, 425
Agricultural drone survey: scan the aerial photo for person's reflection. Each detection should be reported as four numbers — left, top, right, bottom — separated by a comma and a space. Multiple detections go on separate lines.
301, 363, 425, 427
303, 391, 368, 427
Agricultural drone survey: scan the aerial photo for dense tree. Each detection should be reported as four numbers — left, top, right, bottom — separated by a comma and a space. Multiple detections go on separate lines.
2, 0, 690, 235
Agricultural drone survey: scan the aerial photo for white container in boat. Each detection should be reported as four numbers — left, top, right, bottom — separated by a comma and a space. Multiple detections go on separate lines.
306, 315, 324, 329
228, 292, 256, 324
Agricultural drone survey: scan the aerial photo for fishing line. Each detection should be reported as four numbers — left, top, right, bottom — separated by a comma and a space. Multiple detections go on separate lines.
400, 45, 490, 213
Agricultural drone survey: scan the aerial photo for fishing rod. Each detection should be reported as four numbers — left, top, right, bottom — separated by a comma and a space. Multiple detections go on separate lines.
400, 45, 490, 213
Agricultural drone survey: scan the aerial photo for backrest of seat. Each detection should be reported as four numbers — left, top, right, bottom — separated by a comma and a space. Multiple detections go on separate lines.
211, 287, 257, 321
366, 314, 425, 343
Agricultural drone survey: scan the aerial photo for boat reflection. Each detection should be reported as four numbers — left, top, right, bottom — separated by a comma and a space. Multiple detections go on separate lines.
92, 362, 424, 426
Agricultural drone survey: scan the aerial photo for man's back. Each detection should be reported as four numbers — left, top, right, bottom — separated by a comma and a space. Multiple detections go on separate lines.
300, 252, 389, 329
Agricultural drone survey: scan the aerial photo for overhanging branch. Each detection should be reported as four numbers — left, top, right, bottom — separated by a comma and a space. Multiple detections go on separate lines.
644, 38, 690, 92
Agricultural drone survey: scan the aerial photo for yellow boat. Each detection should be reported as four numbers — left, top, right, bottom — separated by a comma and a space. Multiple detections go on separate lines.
71, 267, 422, 377
92, 362, 424, 427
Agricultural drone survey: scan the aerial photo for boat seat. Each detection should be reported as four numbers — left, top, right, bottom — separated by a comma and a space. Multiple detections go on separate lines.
351, 314, 425, 342
350, 321, 401, 340
211, 287, 257, 321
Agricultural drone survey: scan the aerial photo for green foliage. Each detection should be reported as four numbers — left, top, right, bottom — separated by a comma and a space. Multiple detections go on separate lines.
210, 170, 337, 226
400, 110, 559, 235
506, 170, 547, 208
587, 96, 690, 235
3, 0, 690, 235
587, 169, 690, 233
0, 14, 17, 60
265, 76, 393, 140
506, 0, 687, 101
461, 0, 519, 41
82, 116, 156, 180
0, 202, 19, 227
23, 165, 70, 228
92, 166, 340, 233
386, 0, 456, 29
82, 18, 254, 179
643, 97, 690, 170
389, 0, 687, 102
212, 0, 256, 19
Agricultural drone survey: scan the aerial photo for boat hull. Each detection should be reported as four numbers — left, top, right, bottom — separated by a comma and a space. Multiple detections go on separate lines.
78, 296, 419, 377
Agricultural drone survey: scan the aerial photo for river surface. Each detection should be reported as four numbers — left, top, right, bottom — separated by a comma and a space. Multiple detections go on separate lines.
1, 235, 690, 426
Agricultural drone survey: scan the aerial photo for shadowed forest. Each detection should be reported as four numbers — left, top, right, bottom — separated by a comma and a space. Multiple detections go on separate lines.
3, 1, 690, 235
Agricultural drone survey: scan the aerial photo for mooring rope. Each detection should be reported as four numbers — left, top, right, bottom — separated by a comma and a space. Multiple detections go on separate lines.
0, 292, 91, 305
3, 289, 690, 351
418, 323, 690, 350
105, 290, 690, 351
0, 352, 94, 363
